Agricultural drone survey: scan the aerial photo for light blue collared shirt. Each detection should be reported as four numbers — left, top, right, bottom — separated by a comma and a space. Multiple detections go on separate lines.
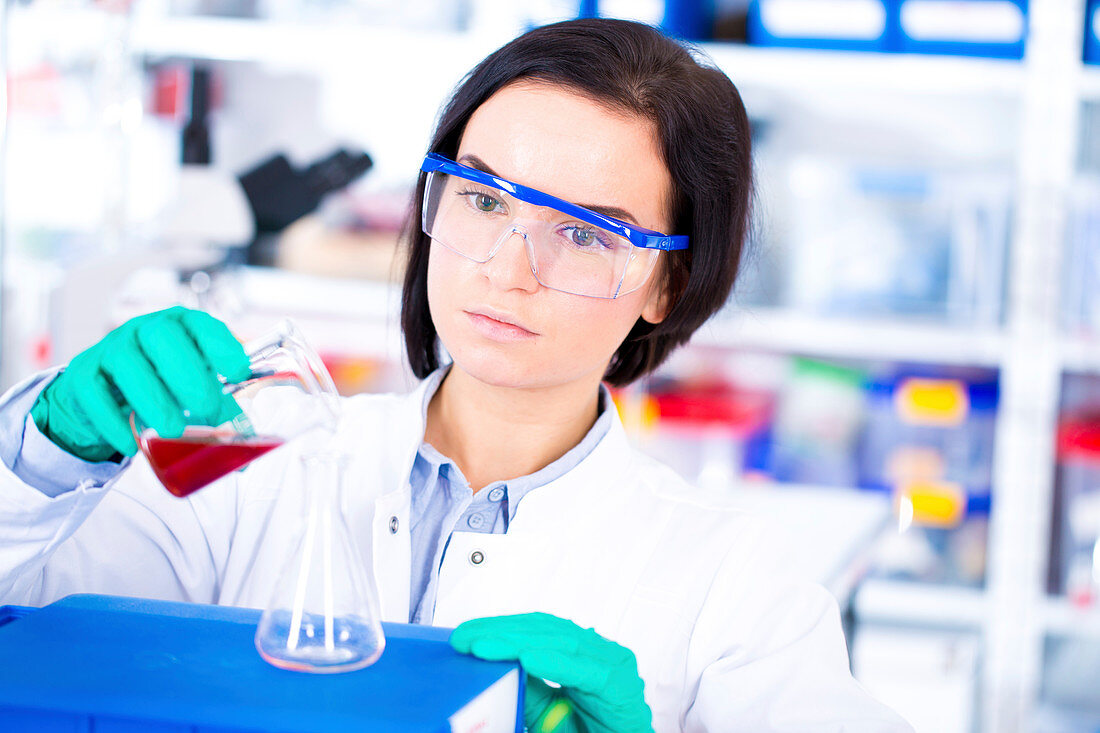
406, 367, 612, 623
0, 367, 612, 625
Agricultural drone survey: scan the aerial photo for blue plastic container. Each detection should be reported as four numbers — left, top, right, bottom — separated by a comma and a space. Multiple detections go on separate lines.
858, 370, 999, 519
1086, 0, 1100, 64
747, 0, 894, 52
660, 0, 714, 39
895, 0, 1027, 59
0, 595, 523, 733
747, 0, 1027, 58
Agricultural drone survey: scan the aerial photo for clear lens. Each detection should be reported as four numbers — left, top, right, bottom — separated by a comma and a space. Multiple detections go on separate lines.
423, 170, 661, 299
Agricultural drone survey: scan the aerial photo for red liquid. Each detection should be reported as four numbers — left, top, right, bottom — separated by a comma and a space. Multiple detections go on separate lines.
143, 431, 283, 497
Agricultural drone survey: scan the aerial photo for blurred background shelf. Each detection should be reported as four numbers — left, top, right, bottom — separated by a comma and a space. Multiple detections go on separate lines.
130, 14, 500, 69
694, 309, 1006, 367
853, 578, 988, 630
1061, 336, 1100, 376
1043, 596, 1100, 641
700, 42, 1025, 98
853, 581, 1100, 640
128, 14, 1028, 100
1078, 64, 1100, 100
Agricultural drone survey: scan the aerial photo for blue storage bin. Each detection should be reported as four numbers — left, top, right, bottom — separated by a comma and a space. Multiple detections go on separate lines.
0, 595, 523, 733
747, 0, 894, 52
526, 0, 714, 41
895, 0, 1028, 59
660, 0, 715, 39
1086, 0, 1100, 64
858, 370, 999, 521
780, 162, 1010, 326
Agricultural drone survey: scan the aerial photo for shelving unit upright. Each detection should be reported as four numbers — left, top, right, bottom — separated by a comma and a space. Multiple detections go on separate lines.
983, 1, 1086, 730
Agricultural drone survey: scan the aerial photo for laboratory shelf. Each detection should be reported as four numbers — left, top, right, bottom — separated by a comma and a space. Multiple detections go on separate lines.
5, 5, 117, 71
698, 42, 1025, 99
130, 14, 503, 70
693, 308, 1006, 367
129, 15, 1025, 100
852, 578, 988, 630
851, 581, 1100, 642
1060, 335, 1100, 375
1042, 596, 1100, 640
1078, 64, 1100, 101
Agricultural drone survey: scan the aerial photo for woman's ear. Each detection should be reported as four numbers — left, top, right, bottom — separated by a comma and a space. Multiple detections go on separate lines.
640, 281, 670, 325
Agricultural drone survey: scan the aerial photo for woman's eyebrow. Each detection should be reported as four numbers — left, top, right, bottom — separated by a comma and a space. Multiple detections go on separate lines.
458, 153, 500, 176
576, 202, 640, 226
457, 153, 641, 226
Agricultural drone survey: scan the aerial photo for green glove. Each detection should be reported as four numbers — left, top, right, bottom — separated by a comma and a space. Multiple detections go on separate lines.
450, 612, 654, 733
30, 306, 251, 463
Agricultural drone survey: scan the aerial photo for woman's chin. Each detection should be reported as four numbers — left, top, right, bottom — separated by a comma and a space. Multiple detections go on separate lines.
446, 348, 594, 394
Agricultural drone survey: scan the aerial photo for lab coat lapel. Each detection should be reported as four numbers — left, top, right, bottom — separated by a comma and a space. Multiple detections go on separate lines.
356, 375, 438, 623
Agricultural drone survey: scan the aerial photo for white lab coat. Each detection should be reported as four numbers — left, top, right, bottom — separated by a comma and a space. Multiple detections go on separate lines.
0, 374, 912, 732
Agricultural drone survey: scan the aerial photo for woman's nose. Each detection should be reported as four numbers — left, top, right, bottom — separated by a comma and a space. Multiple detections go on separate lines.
481, 227, 540, 294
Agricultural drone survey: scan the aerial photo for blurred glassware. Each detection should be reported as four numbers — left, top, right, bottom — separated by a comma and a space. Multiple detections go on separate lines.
765, 357, 866, 487
783, 160, 1009, 325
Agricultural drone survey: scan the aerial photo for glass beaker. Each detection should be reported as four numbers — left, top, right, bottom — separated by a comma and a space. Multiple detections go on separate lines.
131, 319, 339, 498
255, 452, 385, 673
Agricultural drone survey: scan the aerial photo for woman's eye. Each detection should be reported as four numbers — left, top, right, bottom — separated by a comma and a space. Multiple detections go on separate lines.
568, 226, 601, 248
474, 193, 499, 212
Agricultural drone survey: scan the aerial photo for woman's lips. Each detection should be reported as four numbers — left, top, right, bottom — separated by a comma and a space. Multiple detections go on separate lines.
465, 310, 539, 342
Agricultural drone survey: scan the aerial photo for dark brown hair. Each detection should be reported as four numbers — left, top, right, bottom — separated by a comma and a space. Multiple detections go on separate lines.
401, 18, 753, 386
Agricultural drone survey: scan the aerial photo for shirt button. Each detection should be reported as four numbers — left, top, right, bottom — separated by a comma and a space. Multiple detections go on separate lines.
467, 513, 485, 529
389, 516, 399, 534
469, 550, 485, 566
488, 487, 505, 502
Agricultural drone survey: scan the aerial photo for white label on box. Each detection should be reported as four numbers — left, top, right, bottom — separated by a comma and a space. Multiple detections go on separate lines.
901, 1, 1024, 43
449, 667, 520, 733
761, 0, 887, 40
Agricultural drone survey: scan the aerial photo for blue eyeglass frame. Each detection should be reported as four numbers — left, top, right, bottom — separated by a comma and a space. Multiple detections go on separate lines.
420, 153, 689, 252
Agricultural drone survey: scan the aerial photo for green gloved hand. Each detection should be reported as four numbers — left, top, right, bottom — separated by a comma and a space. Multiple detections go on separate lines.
450, 612, 654, 733
31, 306, 251, 463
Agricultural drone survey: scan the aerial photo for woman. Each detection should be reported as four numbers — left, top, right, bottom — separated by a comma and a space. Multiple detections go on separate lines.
0, 18, 911, 733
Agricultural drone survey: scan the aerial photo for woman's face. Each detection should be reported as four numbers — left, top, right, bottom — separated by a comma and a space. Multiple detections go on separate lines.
427, 81, 674, 391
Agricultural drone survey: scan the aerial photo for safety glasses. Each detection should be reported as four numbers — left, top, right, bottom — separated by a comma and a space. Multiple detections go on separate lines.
420, 153, 688, 299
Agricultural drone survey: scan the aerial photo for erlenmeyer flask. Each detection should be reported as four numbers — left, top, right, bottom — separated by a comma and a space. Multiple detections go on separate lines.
255, 453, 385, 673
